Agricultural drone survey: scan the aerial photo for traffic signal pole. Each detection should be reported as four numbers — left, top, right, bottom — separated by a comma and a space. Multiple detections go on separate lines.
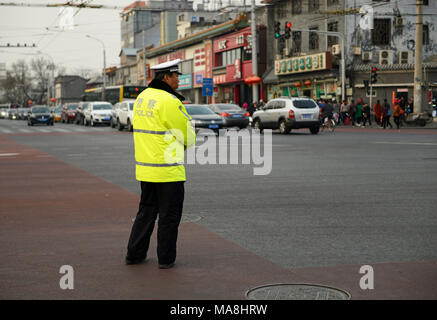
414, 0, 423, 115
251, 0, 259, 104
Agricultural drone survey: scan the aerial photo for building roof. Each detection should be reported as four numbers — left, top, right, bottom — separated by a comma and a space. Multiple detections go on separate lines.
122, 1, 146, 14
352, 63, 437, 71
146, 13, 248, 58
119, 48, 138, 57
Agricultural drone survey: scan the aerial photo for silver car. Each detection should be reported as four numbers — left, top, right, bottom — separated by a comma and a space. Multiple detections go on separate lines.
252, 97, 321, 134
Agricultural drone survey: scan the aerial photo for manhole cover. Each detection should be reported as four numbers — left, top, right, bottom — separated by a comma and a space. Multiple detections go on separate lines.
246, 283, 351, 300
132, 214, 202, 223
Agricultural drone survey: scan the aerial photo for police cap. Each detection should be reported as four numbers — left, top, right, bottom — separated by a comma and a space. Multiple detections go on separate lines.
150, 59, 182, 75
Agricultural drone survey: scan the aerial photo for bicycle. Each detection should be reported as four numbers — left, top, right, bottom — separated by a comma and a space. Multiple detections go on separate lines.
320, 116, 336, 132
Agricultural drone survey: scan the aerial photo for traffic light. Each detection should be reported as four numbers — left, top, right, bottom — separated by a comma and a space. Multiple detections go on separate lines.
274, 22, 281, 39
371, 67, 378, 84
285, 22, 292, 39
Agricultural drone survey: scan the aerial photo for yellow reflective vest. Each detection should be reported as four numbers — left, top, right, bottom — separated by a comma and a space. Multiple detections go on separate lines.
132, 87, 196, 182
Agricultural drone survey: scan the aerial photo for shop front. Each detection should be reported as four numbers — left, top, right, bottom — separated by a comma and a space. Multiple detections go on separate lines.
212, 26, 266, 106
267, 52, 340, 102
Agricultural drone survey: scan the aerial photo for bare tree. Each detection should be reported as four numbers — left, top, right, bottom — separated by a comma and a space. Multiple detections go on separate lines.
1, 60, 33, 107
71, 68, 99, 80
31, 57, 52, 104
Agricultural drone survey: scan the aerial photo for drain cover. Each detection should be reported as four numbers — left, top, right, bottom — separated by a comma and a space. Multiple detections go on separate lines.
246, 283, 350, 300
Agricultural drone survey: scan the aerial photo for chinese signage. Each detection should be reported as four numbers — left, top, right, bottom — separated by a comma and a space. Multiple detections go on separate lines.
158, 50, 186, 64
274, 52, 332, 75
194, 71, 204, 87
213, 27, 252, 53
178, 74, 192, 90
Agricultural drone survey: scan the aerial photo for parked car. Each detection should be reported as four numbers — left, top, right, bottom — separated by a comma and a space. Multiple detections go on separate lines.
207, 103, 250, 129
84, 101, 113, 126
75, 101, 90, 125
251, 97, 321, 134
52, 105, 63, 122
184, 104, 223, 134
111, 102, 122, 128
27, 105, 54, 126
115, 99, 135, 131
61, 102, 80, 123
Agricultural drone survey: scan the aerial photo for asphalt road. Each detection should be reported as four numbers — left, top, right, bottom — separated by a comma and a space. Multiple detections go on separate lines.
1, 118, 437, 299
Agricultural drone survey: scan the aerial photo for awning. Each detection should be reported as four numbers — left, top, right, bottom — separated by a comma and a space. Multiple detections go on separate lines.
262, 67, 279, 84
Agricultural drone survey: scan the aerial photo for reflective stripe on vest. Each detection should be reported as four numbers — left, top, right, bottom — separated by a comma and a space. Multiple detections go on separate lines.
136, 161, 183, 167
133, 129, 169, 135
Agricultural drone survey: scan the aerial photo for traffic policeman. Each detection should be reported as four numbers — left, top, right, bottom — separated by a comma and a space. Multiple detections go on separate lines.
126, 59, 196, 269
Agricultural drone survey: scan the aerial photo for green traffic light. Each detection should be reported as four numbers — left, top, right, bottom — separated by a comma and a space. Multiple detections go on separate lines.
275, 33, 280, 39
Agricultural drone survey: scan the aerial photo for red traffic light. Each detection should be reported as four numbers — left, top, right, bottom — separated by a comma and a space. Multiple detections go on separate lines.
372, 67, 377, 72
286, 22, 292, 29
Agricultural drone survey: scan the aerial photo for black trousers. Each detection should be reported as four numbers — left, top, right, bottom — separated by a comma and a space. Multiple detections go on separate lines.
127, 181, 185, 264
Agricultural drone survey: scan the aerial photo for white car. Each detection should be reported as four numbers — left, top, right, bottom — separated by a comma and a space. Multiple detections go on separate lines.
84, 101, 113, 126
252, 97, 321, 134
115, 99, 135, 132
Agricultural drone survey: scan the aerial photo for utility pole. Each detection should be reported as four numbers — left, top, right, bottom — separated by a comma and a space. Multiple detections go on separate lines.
251, 0, 259, 104
86, 35, 106, 101
414, 0, 423, 115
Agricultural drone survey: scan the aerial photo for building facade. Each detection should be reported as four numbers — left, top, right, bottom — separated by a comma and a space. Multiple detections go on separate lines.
54, 75, 88, 104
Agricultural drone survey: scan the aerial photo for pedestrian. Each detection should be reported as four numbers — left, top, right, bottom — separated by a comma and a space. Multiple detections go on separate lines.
362, 102, 371, 127
355, 98, 363, 126
393, 99, 403, 130
374, 100, 382, 126
243, 101, 248, 110
340, 100, 348, 124
399, 96, 406, 125
126, 59, 196, 269
348, 99, 356, 126
407, 97, 414, 115
258, 99, 265, 110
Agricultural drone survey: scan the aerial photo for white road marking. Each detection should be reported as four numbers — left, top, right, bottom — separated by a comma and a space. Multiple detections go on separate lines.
0, 153, 19, 157
372, 141, 437, 146
0, 128, 12, 133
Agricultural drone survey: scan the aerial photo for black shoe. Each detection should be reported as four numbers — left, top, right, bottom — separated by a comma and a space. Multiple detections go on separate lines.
125, 256, 146, 265
159, 262, 175, 269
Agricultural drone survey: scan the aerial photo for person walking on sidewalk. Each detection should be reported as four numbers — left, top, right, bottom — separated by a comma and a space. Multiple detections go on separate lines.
348, 99, 356, 126
393, 99, 403, 130
382, 99, 393, 129
362, 103, 372, 127
340, 100, 349, 124
374, 100, 382, 126
355, 98, 363, 126
126, 59, 196, 269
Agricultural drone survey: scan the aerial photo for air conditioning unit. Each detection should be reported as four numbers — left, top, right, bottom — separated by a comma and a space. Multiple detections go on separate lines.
379, 50, 394, 65
332, 44, 341, 55
398, 50, 412, 64
362, 51, 372, 62
394, 16, 404, 28
353, 46, 362, 55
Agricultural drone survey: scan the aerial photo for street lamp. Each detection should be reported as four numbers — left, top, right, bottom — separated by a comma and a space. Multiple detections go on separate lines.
86, 34, 106, 101
37, 51, 55, 106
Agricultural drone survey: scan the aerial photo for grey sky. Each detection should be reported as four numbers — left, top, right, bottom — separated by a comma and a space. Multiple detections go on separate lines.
1, 0, 253, 74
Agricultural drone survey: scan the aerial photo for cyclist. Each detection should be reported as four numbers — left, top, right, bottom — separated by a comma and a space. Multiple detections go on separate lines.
322, 99, 334, 130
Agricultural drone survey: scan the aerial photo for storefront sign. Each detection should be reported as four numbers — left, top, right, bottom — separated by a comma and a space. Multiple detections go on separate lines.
158, 50, 186, 64
274, 52, 332, 75
213, 74, 226, 85
194, 71, 204, 87
218, 40, 227, 50
234, 59, 241, 80
178, 74, 192, 90
205, 42, 213, 78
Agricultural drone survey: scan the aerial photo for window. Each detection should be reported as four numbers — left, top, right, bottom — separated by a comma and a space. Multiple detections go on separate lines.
292, 0, 302, 15
180, 60, 192, 74
278, 2, 288, 19
215, 52, 223, 67
308, 0, 319, 11
292, 31, 302, 54
423, 0, 429, 5
309, 27, 319, 50
328, 21, 339, 47
372, 19, 391, 45
423, 24, 429, 45
327, 0, 339, 5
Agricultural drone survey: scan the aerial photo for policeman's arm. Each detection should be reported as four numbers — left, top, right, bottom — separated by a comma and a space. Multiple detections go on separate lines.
161, 99, 196, 149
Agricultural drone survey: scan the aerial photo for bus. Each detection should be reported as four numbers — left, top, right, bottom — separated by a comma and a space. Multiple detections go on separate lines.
82, 85, 146, 105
